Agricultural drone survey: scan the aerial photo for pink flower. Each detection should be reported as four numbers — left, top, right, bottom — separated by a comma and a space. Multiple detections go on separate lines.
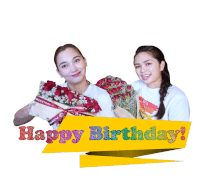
122, 93, 126, 98
116, 81, 120, 86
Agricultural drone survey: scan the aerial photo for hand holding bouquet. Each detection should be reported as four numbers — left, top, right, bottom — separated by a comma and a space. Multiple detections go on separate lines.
96, 76, 137, 118
29, 81, 102, 127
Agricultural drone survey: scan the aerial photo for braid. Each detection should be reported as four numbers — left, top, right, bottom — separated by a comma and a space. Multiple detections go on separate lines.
155, 69, 172, 119
134, 46, 172, 120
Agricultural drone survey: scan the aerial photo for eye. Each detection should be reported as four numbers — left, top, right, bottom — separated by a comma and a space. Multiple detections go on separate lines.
75, 59, 80, 63
61, 64, 68, 68
135, 65, 140, 69
146, 63, 152, 66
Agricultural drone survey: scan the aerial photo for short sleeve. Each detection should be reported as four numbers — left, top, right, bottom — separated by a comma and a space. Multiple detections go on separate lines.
168, 94, 190, 121
131, 80, 142, 92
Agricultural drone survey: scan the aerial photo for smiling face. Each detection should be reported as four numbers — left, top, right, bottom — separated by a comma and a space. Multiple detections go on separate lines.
56, 47, 87, 86
134, 52, 165, 89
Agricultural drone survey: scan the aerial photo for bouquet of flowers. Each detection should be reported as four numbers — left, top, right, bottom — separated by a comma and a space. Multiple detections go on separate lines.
96, 76, 137, 118
29, 81, 102, 127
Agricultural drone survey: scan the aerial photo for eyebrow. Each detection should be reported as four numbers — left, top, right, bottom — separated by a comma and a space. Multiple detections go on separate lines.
134, 59, 152, 66
59, 56, 81, 66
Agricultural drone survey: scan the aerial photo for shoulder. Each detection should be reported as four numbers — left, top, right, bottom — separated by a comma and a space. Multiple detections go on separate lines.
166, 85, 189, 106
131, 80, 145, 91
167, 85, 188, 99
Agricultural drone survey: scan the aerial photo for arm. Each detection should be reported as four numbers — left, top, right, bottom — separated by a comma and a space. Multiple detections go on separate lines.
13, 104, 35, 126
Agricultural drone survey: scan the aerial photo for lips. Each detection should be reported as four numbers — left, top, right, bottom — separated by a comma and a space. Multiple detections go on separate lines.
72, 71, 81, 77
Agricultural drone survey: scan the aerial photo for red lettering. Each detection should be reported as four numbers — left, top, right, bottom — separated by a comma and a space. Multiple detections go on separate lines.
19, 126, 34, 140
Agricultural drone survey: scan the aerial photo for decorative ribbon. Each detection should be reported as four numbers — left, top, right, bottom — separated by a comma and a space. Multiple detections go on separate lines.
34, 96, 92, 126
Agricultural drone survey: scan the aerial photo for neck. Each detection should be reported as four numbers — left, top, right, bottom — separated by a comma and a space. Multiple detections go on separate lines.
147, 77, 162, 89
67, 77, 89, 94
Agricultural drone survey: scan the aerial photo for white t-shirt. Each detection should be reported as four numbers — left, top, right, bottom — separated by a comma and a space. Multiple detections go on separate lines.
132, 80, 190, 121
31, 83, 115, 130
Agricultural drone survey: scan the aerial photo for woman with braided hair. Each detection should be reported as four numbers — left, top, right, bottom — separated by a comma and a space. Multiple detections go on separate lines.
132, 46, 190, 121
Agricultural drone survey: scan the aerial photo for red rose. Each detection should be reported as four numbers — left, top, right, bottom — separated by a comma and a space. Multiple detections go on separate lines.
117, 87, 121, 91
111, 98, 116, 103
107, 82, 111, 87
75, 94, 80, 100
100, 78, 106, 84
112, 88, 118, 93
114, 95, 120, 99
116, 81, 120, 85
122, 93, 126, 98
44, 81, 56, 88
68, 92, 75, 102
107, 78, 112, 83
61, 87, 69, 95
115, 77, 119, 80
127, 86, 131, 90
121, 81, 126, 85
101, 85, 108, 89
84, 98, 92, 109
126, 92, 131, 97
55, 89, 61, 96
91, 100, 101, 114
43, 81, 56, 91
108, 90, 113, 95
96, 82, 101, 87
43, 86, 51, 91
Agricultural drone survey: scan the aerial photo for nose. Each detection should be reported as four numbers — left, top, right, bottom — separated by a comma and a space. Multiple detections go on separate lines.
70, 63, 78, 72
140, 66, 146, 73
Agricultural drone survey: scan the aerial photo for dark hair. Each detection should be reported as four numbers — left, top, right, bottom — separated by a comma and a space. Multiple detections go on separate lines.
54, 44, 84, 69
134, 46, 172, 119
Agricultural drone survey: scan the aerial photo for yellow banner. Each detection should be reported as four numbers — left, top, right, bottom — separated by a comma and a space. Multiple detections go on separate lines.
42, 116, 191, 167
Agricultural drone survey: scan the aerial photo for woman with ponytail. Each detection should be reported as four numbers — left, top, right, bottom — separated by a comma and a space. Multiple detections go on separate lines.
132, 46, 189, 121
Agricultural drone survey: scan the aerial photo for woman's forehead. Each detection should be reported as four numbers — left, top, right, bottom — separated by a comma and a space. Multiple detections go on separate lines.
57, 48, 81, 63
134, 52, 156, 63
